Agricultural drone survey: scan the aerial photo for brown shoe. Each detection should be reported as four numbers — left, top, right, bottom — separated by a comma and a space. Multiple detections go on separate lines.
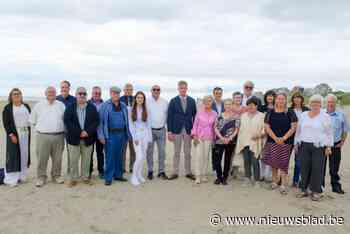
67, 181, 77, 188
83, 180, 94, 186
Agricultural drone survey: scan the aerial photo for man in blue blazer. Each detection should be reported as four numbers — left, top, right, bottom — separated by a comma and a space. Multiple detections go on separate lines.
212, 87, 224, 115
167, 81, 197, 180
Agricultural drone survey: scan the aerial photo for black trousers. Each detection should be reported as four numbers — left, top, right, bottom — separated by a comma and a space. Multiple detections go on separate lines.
299, 142, 325, 194
213, 144, 234, 181
243, 146, 260, 181
322, 141, 342, 190
90, 140, 105, 176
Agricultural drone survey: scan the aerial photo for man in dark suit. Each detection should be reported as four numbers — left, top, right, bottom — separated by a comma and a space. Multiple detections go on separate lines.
120, 83, 136, 173
167, 81, 197, 180
64, 87, 99, 187
212, 87, 224, 115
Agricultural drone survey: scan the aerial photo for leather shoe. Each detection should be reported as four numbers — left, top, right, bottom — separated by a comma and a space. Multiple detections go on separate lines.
185, 174, 196, 181
168, 174, 179, 180
333, 187, 345, 194
148, 172, 154, 180
114, 177, 128, 182
158, 172, 169, 180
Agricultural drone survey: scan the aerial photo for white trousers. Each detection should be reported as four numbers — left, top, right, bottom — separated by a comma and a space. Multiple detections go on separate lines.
131, 139, 148, 186
193, 140, 211, 178
260, 160, 272, 181
4, 130, 29, 186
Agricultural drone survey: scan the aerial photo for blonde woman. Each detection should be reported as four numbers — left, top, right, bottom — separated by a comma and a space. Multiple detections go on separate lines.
262, 93, 298, 195
236, 97, 265, 186
191, 96, 217, 184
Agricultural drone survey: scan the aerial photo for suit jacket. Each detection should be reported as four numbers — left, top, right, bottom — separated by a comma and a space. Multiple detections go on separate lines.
2, 103, 31, 172
120, 95, 134, 107
212, 101, 224, 114
167, 95, 197, 135
64, 102, 99, 146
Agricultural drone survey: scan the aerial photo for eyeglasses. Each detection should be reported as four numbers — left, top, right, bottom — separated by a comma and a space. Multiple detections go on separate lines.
152, 88, 160, 92
12, 92, 21, 96
78, 92, 87, 96
244, 86, 253, 90
94, 92, 101, 95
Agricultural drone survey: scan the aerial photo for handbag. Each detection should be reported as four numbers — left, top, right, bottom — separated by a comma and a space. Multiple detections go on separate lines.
0, 168, 4, 185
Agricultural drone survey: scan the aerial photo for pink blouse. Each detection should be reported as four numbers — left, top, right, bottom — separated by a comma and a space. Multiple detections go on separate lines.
191, 110, 217, 140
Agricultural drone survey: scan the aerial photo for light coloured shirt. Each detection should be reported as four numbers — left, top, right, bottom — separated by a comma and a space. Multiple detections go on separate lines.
326, 109, 350, 143
295, 111, 334, 147
191, 110, 217, 140
215, 101, 223, 115
147, 96, 168, 129
128, 107, 153, 143
242, 94, 252, 107
30, 100, 65, 133
77, 104, 87, 129
13, 104, 30, 128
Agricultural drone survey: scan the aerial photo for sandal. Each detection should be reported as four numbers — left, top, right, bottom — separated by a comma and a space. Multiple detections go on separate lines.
311, 193, 321, 201
270, 182, 278, 190
279, 186, 288, 195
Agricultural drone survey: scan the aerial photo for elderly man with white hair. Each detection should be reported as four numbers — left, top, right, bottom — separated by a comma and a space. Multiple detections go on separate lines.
241, 80, 262, 109
64, 87, 99, 187
295, 94, 333, 201
322, 94, 349, 194
30, 86, 66, 187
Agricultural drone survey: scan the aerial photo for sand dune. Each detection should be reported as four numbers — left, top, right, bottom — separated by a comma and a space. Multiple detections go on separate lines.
0, 102, 349, 234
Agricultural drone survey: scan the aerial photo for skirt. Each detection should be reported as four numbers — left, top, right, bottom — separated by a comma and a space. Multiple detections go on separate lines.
262, 142, 293, 173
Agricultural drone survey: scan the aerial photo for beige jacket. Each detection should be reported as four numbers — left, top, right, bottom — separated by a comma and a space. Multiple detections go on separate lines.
236, 111, 266, 159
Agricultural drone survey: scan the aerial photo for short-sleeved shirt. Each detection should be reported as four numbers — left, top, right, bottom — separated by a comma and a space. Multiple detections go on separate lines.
265, 109, 298, 145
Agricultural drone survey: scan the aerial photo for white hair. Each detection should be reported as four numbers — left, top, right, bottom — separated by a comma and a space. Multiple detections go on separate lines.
326, 93, 338, 102
243, 80, 254, 88
309, 94, 323, 104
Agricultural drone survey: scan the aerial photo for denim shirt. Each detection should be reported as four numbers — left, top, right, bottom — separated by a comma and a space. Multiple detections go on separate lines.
97, 99, 131, 141
327, 110, 350, 143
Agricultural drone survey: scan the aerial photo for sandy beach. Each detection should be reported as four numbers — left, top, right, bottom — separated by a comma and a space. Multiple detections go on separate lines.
0, 102, 349, 234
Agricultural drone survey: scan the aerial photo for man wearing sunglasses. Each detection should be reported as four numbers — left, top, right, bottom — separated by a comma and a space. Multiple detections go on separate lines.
64, 87, 99, 187
242, 80, 262, 109
146, 85, 169, 180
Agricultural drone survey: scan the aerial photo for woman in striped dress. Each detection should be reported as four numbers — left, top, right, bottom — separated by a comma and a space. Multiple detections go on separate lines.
262, 93, 298, 195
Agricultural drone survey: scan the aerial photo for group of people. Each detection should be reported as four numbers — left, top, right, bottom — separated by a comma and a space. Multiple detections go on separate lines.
2, 80, 349, 201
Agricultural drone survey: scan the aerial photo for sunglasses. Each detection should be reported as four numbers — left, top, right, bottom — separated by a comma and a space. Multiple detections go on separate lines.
78, 92, 87, 96
152, 88, 161, 92
245, 86, 253, 90
12, 92, 21, 96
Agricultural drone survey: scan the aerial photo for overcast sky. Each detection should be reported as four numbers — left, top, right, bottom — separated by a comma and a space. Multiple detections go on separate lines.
1, 0, 350, 98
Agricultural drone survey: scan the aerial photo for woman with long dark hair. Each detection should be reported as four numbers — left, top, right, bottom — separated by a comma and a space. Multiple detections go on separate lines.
129, 91, 152, 186
2, 88, 31, 187
289, 92, 309, 187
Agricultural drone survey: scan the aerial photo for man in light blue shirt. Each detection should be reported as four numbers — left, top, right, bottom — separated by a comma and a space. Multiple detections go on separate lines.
323, 94, 349, 194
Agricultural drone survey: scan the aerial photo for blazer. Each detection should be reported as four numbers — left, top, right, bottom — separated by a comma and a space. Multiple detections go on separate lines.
2, 103, 31, 172
120, 95, 134, 107
167, 95, 197, 135
64, 102, 99, 146
212, 101, 224, 114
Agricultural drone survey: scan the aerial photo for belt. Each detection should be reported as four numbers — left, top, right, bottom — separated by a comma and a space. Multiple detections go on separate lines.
109, 128, 125, 133
37, 131, 64, 135
152, 127, 165, 131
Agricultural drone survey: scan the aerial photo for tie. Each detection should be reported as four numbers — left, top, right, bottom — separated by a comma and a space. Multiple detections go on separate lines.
181, 96, 187, 113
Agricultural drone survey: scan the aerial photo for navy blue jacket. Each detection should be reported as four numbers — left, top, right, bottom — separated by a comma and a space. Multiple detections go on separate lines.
56, 94, 76, 107
120, 95, 134, 107
64, 102, 100, 146
167, 96, 197, 135
212, 101, 224, 114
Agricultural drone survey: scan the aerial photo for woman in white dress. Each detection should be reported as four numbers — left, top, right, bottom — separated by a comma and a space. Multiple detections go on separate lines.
2, 88, 31, 187
129, 91, 153, 186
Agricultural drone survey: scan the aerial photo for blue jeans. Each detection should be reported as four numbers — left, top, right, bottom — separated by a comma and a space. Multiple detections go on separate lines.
292, 147, 301, 185
105, 132, 126, 183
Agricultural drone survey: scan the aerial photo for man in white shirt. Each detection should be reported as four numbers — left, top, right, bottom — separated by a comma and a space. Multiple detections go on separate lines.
146, 85, 169, 180
30, 86, 66, 187
241, 80, 262, 110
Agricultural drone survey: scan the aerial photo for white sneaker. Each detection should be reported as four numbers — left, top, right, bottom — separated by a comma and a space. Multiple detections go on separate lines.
138, 176, 146, 183
195, 178, 201, 184
131, 177, 140, 186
